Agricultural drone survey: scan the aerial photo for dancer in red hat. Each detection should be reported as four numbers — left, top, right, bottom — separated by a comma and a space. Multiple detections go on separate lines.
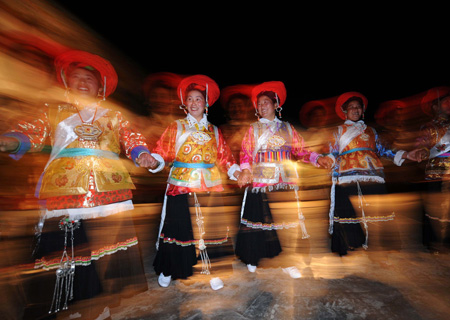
415, 86, 450, 253
151, 75, 241, 290
235, 81, 332, 278
324, 92, 424, 256
0, 50, 162, 318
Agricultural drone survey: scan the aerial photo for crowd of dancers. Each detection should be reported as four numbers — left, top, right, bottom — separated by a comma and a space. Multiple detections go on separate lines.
1, 47, 449, 320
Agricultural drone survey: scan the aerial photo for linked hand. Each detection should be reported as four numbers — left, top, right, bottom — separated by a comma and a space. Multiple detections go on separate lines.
317, 156, 334, 169
238, 169, 252, 188
406, 148, 429, 163
136, 153, 159, 169
0, 136, 19, 152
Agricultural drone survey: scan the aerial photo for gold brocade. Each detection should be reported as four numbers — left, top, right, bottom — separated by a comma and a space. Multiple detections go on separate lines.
39, 104, 135, 198
168, 121, 221, 188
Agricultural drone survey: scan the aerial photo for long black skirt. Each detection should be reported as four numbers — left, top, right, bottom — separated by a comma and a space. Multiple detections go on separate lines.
153, 192, 234, 279
153, 194, 197, 279
235, 190, 282, 266
331, 182, 388, 256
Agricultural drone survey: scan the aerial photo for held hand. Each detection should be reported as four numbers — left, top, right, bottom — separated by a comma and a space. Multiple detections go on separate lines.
238, 169, 252, 188
317, 156, 334, 169
136, 153, 159, 169
405, 148, 429, 163
0, 136, 19, 152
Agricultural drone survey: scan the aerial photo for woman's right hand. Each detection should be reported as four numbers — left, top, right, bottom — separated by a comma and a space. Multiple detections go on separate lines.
0, 136, 19, 152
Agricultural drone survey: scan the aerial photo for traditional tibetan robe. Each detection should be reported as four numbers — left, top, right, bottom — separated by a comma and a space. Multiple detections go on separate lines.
153, 114, 239, 195
326, 120, 406, 250
328, 120, 405, 184
5, 103, 154, 214
240, 118, 320, 192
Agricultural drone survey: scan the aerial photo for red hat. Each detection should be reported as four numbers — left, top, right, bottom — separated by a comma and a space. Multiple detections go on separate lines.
55, 50, 118, 98
251, 81, 287, 108
335, 91, 368, 120
420, 86, 450, 116
177, 74, 220, 107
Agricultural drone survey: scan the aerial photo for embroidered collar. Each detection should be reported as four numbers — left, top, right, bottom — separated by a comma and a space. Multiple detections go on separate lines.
344, 120, 365, 126
186, 113, 209, 130
259, 117, 282, 124
344, 119, 366, 134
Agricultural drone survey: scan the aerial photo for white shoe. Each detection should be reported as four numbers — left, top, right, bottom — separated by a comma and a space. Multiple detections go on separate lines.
247, 264, 257, 273
158, 273, 171, 287
210, 277, 224, 290
282, 266, 302, 279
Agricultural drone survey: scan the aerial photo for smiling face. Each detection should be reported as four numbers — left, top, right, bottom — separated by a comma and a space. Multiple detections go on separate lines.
67, 67, 101, 102
344, 99, 363, 121
185, 89, 206, 121
257, 95, 277, 121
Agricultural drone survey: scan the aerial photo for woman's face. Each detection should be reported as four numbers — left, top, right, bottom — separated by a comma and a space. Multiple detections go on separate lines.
185, 89, 206, 121
345, 100, 363, 121
257, 95, 277, 120
68, 67, 101, 101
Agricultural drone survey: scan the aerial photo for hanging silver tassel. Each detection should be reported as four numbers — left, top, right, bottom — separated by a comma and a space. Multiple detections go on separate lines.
193, 193, 211, 275
49, 217, 80, 314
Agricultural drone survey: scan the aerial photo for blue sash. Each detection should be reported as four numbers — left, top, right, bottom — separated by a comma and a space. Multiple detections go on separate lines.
339, 147, 374, 156
172, 161, 214, 169
55, 148, 119, 160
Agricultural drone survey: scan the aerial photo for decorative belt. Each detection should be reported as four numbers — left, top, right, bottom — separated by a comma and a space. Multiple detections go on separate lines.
55, 148, 119, 159
257, 150, 291, 162
340, 147, 374, 156
172, 161, 214, 169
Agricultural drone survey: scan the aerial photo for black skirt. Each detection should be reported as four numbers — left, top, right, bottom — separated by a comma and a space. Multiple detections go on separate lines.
331, 182, 388, 256
153, 192, 235, 279
153, 193, 198, 279
235, 190, 282, 266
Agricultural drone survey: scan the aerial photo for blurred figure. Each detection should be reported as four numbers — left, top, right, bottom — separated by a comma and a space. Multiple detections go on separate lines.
219, 84, 254, 162
415, 86, 450, 254
139, 72, 183, 143
324, 92, 424, 256
298, 98, 340, 190
151, 75, 241, 290
0, 50, 163, 319
235, 81, 331, 278
132, 72, 184, 203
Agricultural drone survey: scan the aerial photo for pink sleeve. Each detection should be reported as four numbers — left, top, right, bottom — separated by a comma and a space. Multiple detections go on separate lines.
239, 125, 254, 171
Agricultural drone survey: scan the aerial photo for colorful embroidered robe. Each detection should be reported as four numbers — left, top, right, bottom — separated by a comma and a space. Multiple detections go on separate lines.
240, 118, 320, 192
327, 120, 404, 184
152, 116, 238, 196
5, 103, 150, 209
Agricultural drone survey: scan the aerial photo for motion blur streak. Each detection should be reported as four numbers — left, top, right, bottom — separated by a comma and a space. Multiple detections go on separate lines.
0, 1, 449, 320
